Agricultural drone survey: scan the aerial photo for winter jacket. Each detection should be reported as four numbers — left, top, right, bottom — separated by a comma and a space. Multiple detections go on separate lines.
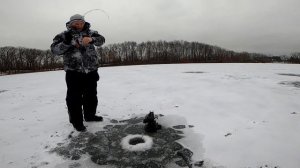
51, 22, 105, 73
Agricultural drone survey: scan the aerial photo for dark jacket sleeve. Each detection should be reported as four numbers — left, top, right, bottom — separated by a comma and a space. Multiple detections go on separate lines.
90, 30, 105, 47
50, 32, 72, 55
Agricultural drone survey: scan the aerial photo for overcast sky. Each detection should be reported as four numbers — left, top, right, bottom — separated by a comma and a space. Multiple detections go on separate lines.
0, 0, 299, 55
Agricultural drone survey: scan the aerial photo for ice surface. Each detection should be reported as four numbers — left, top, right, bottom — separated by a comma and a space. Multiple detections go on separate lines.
0, 63, 300, 168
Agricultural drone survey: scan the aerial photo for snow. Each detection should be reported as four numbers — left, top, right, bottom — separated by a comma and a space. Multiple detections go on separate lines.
0, 63, 300, 168
120, 134, 153, 152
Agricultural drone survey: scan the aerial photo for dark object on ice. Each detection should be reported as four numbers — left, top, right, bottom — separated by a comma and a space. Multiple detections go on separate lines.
173, 125, 186, 129
279, 81, 300, 88
278, 73, 300, 77
143, 111, 162, 133
0, 90, 8, 94
194, 160, 204, 167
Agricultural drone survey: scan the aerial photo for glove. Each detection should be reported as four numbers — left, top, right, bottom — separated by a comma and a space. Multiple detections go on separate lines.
63, 31, 73, 45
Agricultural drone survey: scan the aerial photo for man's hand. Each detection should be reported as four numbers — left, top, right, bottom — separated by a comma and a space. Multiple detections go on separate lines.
82, 37, 93, 46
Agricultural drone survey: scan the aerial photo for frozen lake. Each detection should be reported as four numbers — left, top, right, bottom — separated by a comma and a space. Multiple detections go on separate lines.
0, 63, 299, 168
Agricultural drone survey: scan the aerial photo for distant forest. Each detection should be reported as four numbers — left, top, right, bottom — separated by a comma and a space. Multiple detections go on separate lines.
0, 40, 299, 74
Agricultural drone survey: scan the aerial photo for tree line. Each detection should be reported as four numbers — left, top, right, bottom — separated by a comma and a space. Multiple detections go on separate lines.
0, 46, 62, 74
98, 41, 295, 66
0, 41, 299, 74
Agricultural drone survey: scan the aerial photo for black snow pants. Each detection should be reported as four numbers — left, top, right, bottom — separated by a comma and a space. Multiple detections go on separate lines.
65, 70, 99, 125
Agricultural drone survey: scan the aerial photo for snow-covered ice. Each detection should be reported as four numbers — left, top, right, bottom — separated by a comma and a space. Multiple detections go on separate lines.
0, 63, 300, 168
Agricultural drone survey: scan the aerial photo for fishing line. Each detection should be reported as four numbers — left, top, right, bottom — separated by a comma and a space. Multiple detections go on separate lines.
83, 9, 110, 20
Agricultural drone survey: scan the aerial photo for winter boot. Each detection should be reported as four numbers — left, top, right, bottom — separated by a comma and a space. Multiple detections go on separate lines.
85, 115, 103, 122
72, 123, 87, 132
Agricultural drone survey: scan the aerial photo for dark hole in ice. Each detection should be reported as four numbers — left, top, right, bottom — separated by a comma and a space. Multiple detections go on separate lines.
129, 137, 145, 145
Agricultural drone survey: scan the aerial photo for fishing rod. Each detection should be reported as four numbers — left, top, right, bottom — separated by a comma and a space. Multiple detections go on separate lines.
82, 9, 109, 66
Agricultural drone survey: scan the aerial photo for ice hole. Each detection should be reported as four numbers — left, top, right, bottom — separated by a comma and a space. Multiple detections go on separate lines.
121, 134, 153, 151
129, 137, 145, 145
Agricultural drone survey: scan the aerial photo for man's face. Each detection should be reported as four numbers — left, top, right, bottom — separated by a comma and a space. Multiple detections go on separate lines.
71, 20, 85, 31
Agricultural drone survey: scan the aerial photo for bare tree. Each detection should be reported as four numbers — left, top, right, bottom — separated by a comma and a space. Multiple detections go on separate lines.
289, 52, 300, 63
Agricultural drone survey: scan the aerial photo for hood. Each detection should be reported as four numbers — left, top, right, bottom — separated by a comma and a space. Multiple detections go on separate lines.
66, 21, 91, 31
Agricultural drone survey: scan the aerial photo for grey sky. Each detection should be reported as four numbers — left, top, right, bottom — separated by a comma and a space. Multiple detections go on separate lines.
0, 0, 299, 55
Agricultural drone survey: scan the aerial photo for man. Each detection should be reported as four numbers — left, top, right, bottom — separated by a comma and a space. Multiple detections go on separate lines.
51, 14, 105, 132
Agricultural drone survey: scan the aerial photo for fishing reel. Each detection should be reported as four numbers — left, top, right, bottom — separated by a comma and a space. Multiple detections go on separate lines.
69, 33, 90, 50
